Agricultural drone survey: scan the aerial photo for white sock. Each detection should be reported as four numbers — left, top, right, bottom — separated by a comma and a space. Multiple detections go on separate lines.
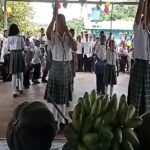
52, 105, 58, 122
12, 74, 17, 94
18, 72, 23, 91
58, 104, 66, 124
105, 86, 108, 95
110, 86, 114, 97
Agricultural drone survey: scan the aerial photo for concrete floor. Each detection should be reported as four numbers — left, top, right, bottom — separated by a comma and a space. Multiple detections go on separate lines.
0, 72, 129, 138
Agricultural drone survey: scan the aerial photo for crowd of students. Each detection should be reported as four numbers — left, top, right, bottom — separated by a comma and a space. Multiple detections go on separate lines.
0, 27, 134, 97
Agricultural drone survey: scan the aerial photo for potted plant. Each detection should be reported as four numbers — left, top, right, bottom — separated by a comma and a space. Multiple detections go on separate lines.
64, 90, 143, 150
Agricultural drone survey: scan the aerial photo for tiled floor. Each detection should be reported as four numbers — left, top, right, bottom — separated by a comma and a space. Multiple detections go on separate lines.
0, 72, 129, 138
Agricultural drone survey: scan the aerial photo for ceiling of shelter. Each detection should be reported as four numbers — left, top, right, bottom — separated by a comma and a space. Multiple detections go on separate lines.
6, 0, 139, 4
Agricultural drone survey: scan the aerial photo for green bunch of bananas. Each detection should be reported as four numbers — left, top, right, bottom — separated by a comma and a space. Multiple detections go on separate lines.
64, 90, 143, 150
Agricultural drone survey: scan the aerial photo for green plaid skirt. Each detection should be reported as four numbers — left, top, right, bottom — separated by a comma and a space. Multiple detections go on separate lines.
128, 59, 150, 116
44, 61, 73, 104
9, 50, 25, 74
103, 64, 117, 86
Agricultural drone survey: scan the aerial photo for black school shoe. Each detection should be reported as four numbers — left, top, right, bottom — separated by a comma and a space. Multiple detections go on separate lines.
13, 94, 17, 98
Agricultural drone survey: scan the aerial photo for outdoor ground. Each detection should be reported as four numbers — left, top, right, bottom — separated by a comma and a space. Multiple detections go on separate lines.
0, 72, 129, 139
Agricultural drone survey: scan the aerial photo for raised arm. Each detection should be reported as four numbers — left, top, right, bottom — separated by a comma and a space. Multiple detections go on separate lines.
46, 4, 58, 40
134, 0, 145, 25
64, 26, 77, 51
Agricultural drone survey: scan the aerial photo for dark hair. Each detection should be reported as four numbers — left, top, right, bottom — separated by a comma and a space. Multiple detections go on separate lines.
6, 101, 56, 150
8, 24, 20, 36
100, 31, 104, 35
70, 28, 75, 37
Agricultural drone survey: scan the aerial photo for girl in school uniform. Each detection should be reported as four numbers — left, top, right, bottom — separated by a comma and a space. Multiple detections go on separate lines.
104, 39, 117, 97
7, 24, 25, 97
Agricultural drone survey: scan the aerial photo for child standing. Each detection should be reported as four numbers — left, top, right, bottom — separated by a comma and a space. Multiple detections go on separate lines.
31, 40, 42, 84
83, 34, 92, 72
23, 39, 33, 89
7, 24, 25, 97
104, 39, 117, 97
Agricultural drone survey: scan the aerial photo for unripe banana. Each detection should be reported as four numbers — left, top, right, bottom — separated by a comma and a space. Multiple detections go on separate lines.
90, 89, 97, 106
127, 105, 136, 119
122, 128, 139, 146
125, 117, 143, 128
114, 128, 122, 143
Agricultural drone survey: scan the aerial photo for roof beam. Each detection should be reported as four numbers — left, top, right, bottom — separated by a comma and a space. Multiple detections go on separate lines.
7, 0, 138, 5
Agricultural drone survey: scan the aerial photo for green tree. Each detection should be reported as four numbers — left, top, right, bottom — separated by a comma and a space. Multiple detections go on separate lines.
67, 18, 85, 36
99, 5, 137, 21
0, 1, 34, 33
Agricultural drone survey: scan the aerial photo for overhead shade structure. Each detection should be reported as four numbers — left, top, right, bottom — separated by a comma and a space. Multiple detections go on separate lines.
2, 0, 139, 29
6, 0, 139, 5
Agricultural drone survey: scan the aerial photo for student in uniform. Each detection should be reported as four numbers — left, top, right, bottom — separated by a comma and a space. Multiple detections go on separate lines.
23, 39, 33, 89
7, 24, 25, 97
44, 5, 77, 131
77, 35, 83, 72
31, 40, 42, 84
128, 0, 150, 116
95, 34, 106, 95
104, 39, 117, 97
0, 30, 10, 82
83, 34, 92, 72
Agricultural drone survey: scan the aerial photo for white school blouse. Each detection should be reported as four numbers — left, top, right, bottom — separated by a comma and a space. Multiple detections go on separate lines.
0, 38, 9, 62
7, 35, 25, 51
77, 42, 83, 54
106, 51, 118, 66
47, 32, 72, 62
84, 41, 92, 57
133, 23, 150, 60
95, 42, 106, 61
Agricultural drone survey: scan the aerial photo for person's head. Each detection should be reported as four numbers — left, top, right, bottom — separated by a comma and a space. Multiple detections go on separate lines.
108, 39, 115, 52
77, 35, 81, 42
81, 31, 84, 37
34, 40, 40, 47
40, 28, 45, 35
123, 42, 126, 49
4, 30, 8, 38
100, 34, 106, 45
6, 101, 56, 150
70, 28, 75, 37
100, 31, 104, 37
8, 24, 20, 36
85, 33, 88, 41
56, 14, 66, 33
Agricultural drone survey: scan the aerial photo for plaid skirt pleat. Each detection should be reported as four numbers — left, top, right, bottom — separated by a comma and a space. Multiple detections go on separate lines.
103, 64, 117, 85
44, 61, 73, 104
9, 50, 25, 74
128, 59, 150, 116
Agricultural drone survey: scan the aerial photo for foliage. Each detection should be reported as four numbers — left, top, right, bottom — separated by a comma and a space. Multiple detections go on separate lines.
67, 18, 85, 36
0, 2, 34, 33
99, 5, 137, 21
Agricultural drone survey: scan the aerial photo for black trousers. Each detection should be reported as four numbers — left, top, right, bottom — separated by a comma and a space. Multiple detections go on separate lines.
120, 55, 127, 72
24, 65, 32, 87
32, 63, 41, 81
77, 54, 83, 72
96, 73, 105, 94
42, 60, 49, 81
84, 55, 91, 72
